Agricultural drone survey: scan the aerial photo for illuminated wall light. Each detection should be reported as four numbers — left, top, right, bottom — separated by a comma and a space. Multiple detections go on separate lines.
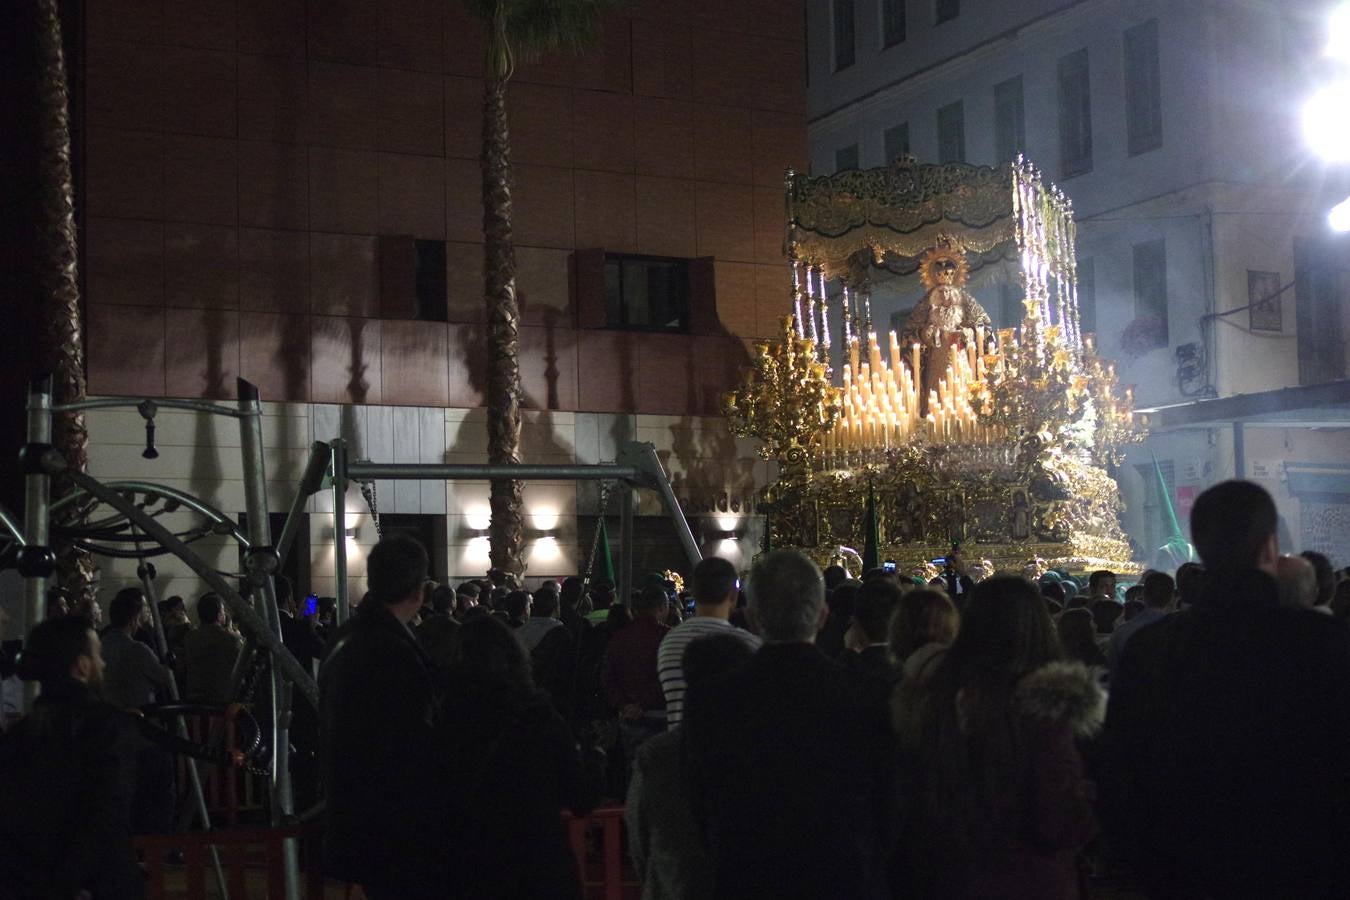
1329, 4, 1350, 61
529, 536, 562, 565
1303, 81, 1350, 162
464, 507, 491, 531
1330, 195, 1350, 232
531, 508, 561, 532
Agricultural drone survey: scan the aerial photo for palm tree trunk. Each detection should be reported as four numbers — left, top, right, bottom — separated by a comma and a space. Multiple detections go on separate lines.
482, 73, 525, 577
34, 0, 97, 606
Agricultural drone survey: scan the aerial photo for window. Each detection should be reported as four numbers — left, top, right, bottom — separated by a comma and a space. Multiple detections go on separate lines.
882, 0, 906, 47
1124, 19, 1163, 155
1077, 257, 1096, 336
1134, 458, 1176, 555
994, 75, 1025, 162
835, 143, 860, 172
604, 255, 690, 332
884, 121, 910, 163
1057, 48, 1093, 178
1132, 239, 1169, 348
1247, 270, 1282, 332
1295, 239, 1347, 385
378, 236, 448, 321
833, 0, 856, 71
935, 0, 959, 24
937, 101, 965, 164
379, 514, 448, 581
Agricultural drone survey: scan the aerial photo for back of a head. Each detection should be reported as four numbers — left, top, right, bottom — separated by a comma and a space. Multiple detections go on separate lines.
1122, 599, 1146, 622
273, 574, 294, 607
828, 579, 861, 616
1333, 580, 1350, 621
559, 576, 584, 608
19, 615, 94, 686
431, 584, 455, 614
1090, 599, 1122, 634
946, 576, 1060, 679
1056, 608, 1097, 656
197, 592, 224, 625
1191, 480, 1277, 572
823, 564, 848, 593
888, 587, 959, 661
747, 549, 824, 642
533, 588, 559, 618
855, 576, 905, 644
108, 588, 145, 629
504, 590, 532, 619
1300, 551, 1335, 606
367, 535, 429, 605
1040, 582, 1066, 605
456, 580, 481, 600
1175, 562, 1205, 606
1142, 571, 1175, 609
692, 556, 738, 606
487, 567, 509, 588
1276, 555, 1317, 609
633, 585, 668, 616
682, 632, 755, 690
450, 614, 533, 695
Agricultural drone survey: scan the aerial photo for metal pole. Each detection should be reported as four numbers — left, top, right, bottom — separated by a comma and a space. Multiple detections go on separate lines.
21, 377, 54, 709
275, 442, 331, 569
1233, 421, 1246, 479
137, 558, 229, 900
620, 484, 634, 605
331, 439, 349, 623
344, 461, 642, 481
236, 378, 300, 900
621, 442, 702, 570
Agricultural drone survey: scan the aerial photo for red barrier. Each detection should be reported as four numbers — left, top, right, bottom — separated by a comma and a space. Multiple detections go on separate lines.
564, 805, 640, 900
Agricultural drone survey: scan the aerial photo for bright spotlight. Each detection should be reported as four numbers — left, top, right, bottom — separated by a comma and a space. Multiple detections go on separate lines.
1330, 4, 1350, 61
1304, 82, 1350, 161
1330, 195, 1350, 232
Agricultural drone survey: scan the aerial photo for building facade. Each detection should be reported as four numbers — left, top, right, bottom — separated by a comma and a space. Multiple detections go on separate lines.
807, 0, 1350, 561
69, 0, 807, 602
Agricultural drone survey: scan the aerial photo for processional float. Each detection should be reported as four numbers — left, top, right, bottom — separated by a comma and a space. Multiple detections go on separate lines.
724, 157, 1143, 576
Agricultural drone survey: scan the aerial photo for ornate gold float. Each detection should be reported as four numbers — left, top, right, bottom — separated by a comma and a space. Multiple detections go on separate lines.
724, 157, 1144, 576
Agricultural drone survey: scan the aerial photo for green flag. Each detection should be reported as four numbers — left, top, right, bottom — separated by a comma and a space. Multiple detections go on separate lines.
862, 482, 880, 572
594, 516, 616, 585
1151, 453, 1196, 569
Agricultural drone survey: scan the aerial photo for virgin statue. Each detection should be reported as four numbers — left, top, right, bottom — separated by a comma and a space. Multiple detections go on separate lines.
899, 234, 992, 414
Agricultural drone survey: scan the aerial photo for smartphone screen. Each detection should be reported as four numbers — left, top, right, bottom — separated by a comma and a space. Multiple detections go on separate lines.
304, 594, 318, 616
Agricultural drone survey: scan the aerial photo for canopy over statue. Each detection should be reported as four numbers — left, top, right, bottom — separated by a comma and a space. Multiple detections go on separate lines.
725, 157, 1144, 577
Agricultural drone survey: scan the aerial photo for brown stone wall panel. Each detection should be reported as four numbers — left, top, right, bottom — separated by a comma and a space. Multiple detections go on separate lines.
311, 316, 383, 404
751, 109, 808, 187
515, 51, 577, 90
691, 29, 754, 108
636, 332, 696, 415
163, 134, 237, 225
573, 90, 635, 173
519, 324, 578, 411
754, 262, 788, 338
377, 68, 445, 157
86, 217, 165, 307
634, 97, 695, 179
574, 170, 636, 254
238, 140, 309, 230
631, 19, 692, 100
510, 83, 574, 168
576, 330, 638, 413
165, 306, 240, 399
713, 260, 758, 337
742, 0, 806, 39
631, 0, 692, 22
517, 247, 574, 326
162, 48, 237, 137
86, 128, 164, 220
753, 186, 787, 265
164, 0, 238, 50
514, 165, 576, 249
695, 182, 755, 262
87, 305, 166, 397
239, 228, 309, 311
307, 61, 379, 150
447, 322, 487, 407
442, 9, 485, 77
635, 176, 697, 258
310, 233, 379, 318
238, 55, 307, 143
86, 40, 162, 132
570, 17, 633, 93
571, 248, 607, 329
444, 76, 482, 160
240, 313, 312, 403
377, 0, 444, 72
87, 0, 163, 44
238, 0, 305, 56
693, 104, 753, 184
308, 147, 378, 233
694, 334, 749, 415
444, 157, 482, 244
746, 35, 807, 113
164, 223, 239, 310
381, 319, 450, 406
307, 0, 378, 65
378, 153, 446, 240
444, 241, 486, 323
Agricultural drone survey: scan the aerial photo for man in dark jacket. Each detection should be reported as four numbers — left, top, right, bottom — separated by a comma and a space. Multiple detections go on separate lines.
319, 534, 444, 898
0, 615, 145, 900
685, 549, 892, 899
1104, 480, 1350, 898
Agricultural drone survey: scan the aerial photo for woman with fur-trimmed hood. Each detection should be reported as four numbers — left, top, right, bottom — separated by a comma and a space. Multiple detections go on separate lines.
891, 576, 1104, 899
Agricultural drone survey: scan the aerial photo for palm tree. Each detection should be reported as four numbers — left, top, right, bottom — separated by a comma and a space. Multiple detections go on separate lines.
468, 0, 625, 576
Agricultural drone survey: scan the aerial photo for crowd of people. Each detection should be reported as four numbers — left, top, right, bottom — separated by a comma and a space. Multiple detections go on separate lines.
4, 478, 1350, 898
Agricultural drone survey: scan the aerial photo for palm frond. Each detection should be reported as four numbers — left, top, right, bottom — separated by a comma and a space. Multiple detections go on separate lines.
462, 0, 631, 64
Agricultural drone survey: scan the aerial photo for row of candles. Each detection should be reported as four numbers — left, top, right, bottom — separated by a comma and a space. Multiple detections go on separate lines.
822, 325, 1013, 453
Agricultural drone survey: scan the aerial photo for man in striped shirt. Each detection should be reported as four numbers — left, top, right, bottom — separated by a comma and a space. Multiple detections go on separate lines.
657, 556, 761, 728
